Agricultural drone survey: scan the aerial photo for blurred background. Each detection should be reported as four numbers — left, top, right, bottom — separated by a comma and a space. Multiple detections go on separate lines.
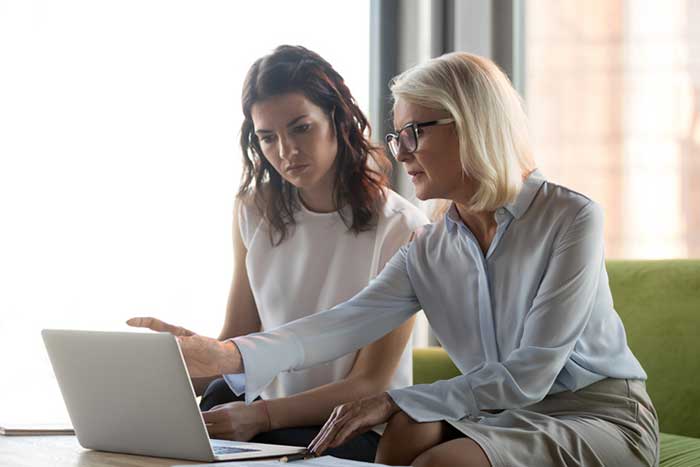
1, 0, 697, 425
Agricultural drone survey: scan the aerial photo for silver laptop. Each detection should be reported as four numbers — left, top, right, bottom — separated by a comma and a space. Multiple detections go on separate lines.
42, 329, 305, 462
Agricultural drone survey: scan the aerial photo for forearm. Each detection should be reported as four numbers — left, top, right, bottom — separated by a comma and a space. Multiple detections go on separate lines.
232, 247, 420, 402
266, 375, 386, 430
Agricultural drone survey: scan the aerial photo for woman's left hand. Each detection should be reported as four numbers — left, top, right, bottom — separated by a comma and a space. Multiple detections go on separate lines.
308, 392, 401, 456
202, 401, 270, 441
176, 335, 242, 378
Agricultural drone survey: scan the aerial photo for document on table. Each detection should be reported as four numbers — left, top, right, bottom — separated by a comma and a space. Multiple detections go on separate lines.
0, 423, 74, 436
173, 455, 409, 466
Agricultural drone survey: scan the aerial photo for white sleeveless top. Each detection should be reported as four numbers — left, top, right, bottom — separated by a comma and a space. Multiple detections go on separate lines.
239, 189, 429, 400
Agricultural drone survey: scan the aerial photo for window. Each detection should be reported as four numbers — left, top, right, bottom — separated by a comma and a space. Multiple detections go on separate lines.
0, 0, 369, 423
525, 0, 700, 258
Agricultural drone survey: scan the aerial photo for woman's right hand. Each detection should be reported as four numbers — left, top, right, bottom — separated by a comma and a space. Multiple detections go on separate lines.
177, 334, 243, 377
127, 316, 242, 377
126, 316, 197, 337
308, 392, 401, 456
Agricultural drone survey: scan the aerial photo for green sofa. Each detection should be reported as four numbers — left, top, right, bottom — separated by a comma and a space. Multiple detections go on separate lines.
413, 259, 700, 467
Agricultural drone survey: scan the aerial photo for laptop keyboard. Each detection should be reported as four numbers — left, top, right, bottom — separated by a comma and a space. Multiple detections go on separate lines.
213, 445, 261, 455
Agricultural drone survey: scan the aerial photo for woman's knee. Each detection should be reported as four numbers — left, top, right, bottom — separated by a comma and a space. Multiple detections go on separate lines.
381, 411, 428, 446
376, 412, 446, 465
384, 411, 416, 433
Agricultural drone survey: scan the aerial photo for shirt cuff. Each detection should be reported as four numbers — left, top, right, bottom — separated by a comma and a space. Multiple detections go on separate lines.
222, 373, 246, 397
229, 328, 304, 405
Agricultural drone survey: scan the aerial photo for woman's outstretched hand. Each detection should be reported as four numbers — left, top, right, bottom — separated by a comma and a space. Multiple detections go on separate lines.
308, 392, 401, 456
126, 316, 243, 377
176, 334, 242, 377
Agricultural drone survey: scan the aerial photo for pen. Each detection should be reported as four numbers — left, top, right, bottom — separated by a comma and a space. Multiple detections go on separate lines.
279, 450, 313, 463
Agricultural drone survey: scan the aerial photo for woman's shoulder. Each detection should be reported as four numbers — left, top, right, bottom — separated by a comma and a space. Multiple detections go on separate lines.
236, 188, 267, 246
543, 180, 600, 209
377, 189, 431, 231
532, 180, 604, 231
237, 189, 260, 217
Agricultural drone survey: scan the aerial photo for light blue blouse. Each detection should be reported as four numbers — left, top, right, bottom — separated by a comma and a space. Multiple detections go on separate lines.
228, 170, 646, 422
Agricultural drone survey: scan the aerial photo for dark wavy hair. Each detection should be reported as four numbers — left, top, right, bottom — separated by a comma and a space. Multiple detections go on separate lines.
238, 45, 391, 246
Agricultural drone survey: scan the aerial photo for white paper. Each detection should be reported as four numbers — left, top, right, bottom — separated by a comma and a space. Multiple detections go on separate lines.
172, 455, 409, 467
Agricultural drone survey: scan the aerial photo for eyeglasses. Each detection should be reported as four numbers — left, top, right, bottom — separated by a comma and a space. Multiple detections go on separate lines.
385, 118, 455, 158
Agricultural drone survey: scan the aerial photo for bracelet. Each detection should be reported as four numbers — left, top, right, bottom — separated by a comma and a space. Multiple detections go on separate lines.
260, 399, 272, 432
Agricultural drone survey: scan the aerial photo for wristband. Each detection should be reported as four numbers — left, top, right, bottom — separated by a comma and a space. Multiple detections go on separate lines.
260, 399, 272, 432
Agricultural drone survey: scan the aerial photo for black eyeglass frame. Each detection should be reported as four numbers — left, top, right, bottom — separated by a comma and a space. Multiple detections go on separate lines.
384, 118, 455, 157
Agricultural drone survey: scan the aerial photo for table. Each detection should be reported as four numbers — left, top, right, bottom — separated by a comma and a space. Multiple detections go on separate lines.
0, 436, 200, 467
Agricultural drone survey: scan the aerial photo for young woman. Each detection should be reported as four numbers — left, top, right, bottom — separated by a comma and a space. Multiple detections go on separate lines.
128, 45, 429, 462
173, 51, 660, 467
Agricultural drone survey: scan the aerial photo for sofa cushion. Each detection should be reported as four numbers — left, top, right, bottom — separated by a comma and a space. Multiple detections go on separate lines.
413, 347, 460, 385
660, 432, 700, 467
607, 260, 700, 438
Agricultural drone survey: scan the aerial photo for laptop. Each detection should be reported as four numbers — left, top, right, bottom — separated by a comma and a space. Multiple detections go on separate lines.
41, 329, 305, 462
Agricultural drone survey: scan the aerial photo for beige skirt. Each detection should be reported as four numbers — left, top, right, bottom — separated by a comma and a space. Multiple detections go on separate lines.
447, 378, 659, 467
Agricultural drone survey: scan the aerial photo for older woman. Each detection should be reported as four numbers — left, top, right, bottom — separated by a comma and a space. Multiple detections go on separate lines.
175, 52, 659, 467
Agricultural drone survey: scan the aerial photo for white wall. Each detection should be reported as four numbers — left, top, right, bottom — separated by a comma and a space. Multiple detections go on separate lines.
0, 0, 369, 424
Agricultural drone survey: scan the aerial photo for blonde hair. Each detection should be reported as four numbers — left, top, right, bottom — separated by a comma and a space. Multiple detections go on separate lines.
390, 52, 533, 212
